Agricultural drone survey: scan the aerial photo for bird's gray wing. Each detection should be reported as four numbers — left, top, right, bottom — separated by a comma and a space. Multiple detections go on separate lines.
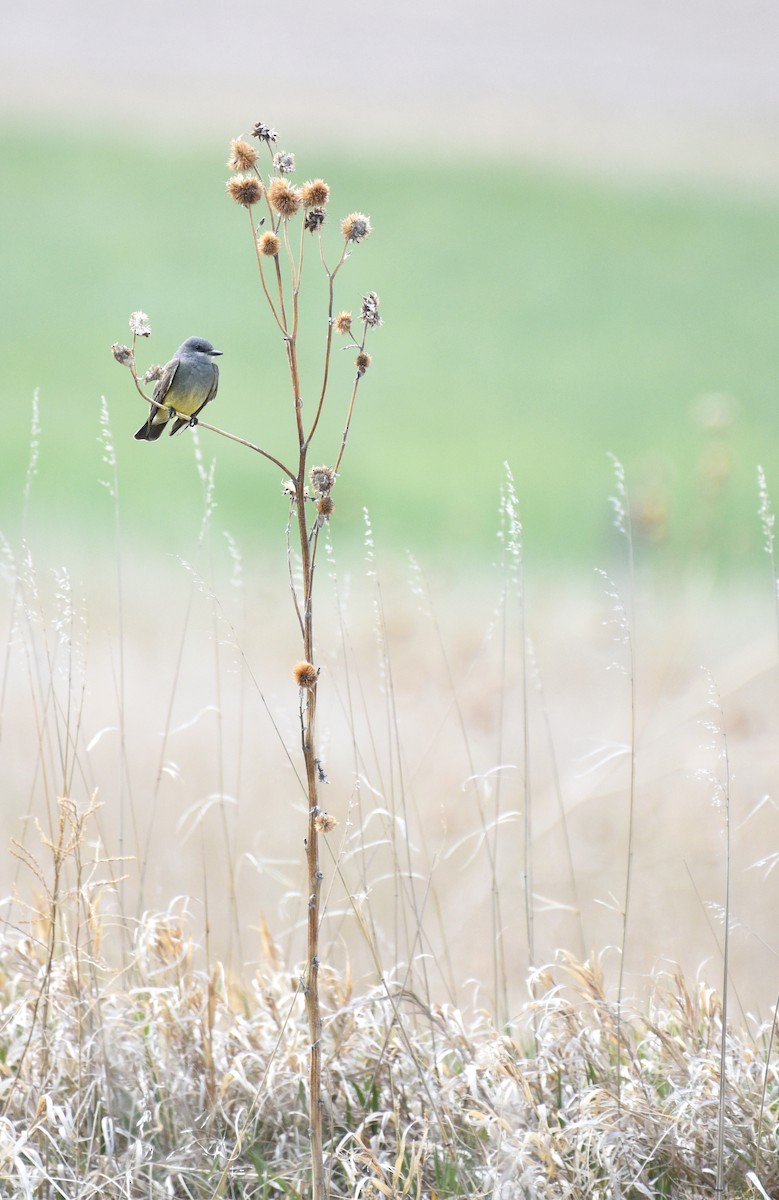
151, 357, 180, 416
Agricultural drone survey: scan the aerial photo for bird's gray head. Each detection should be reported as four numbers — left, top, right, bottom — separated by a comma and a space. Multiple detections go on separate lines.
179, 336, 223, 358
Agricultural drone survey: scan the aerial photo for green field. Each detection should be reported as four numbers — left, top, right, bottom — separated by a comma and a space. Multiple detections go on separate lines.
3, 124, 779, 571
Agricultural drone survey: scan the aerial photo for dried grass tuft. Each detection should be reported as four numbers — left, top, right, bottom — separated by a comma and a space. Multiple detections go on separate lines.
0, 909, 776, 1198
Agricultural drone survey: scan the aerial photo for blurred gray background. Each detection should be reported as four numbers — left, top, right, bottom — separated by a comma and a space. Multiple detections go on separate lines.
4, 0, 779, 185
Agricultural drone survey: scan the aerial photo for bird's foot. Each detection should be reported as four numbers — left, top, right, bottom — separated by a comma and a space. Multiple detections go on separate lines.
188, 416, 199, 428
168, 407, 177, 420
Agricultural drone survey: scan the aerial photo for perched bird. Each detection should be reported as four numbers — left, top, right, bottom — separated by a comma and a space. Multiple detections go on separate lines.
134, 336, 222, 441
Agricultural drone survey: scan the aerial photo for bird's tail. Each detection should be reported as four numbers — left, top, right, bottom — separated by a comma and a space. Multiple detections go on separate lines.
134, 419, 166, 441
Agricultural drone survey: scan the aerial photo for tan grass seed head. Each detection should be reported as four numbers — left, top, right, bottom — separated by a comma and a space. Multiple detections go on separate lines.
293, 661, 318, 689
227, 174, 264, 207
268, 177, 302, 218
334, 311, 352, 335
227, 138, 258, 171
316, 496, 335, 522
258, 231, 281, 257
301, 179, 330, 207
341, 212, 372, 242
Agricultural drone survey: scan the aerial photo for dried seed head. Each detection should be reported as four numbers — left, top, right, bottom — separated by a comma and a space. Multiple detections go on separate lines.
129, 311, 151, 337
228, 138, 258, 171
251, 121, 278, 144
361, 291, 382, 327
304, 207, 327, 233
282, 479, 309, 502
334, 311, 352, 335
111, 343, 134, 367
258, 231, 280, 257
293, 660, 318, 689
142, 364, 164, 383
301, 178, 330, 207
310, 465, 336, 495
341, 212, 372, 243
355, 351, 372, 376
316, 495, 335, 522
315, 810, 337, 834
267, 177, 302, 217
272, 150, 296, 175
227, 174, 263, 207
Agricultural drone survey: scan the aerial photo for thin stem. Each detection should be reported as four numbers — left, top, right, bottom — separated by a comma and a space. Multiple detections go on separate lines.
139, 390, 296, 481
273, 250, 288, 331
608, 454, 637, 1113
303, 699, 324, 1200
285, 502, 306, 642
283, 217, 299, 296
288, 326, 325, 1198
128, 367, 152, 405
287, 339, 306, 452
331, 319, 369, 476
617, 578, 636, 1102
296, 457, 313, 658
307, 242, 350, 446
195, 419, 294, 476
715, 711, 732, 1199
519, 566, 533, 1007
333, 371, 362, 476
319, 237, 349, 282
248, 207, 285, 333
307, 267, 339, 447
296, 212, 307, 298
258, 163, 276, 225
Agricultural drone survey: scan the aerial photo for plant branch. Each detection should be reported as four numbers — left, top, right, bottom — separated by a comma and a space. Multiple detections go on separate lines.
139, 390, 297, 480
248, 207, 285, 333
333, 370, 363, 476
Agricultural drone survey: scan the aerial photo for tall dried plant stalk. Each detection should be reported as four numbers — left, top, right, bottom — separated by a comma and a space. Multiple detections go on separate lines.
113, 120, 380, 1198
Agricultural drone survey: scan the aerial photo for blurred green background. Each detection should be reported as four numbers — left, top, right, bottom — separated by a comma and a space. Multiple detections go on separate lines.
3, 3, 779, 575
4, 126, 779, 573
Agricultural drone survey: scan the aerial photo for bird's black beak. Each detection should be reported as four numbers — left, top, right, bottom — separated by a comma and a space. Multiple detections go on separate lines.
210, 350, 224, 356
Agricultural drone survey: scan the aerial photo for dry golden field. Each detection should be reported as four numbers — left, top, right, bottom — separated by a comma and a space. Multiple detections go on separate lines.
4, 532, 779, 1025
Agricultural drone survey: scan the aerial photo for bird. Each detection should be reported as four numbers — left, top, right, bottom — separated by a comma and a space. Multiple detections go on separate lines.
134, 336, 222, 441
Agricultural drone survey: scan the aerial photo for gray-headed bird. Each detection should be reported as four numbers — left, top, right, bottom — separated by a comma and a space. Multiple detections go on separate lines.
134, 336, 222, 441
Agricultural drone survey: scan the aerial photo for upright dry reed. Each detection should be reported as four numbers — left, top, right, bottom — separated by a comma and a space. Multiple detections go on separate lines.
113, 118, 381, 1199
